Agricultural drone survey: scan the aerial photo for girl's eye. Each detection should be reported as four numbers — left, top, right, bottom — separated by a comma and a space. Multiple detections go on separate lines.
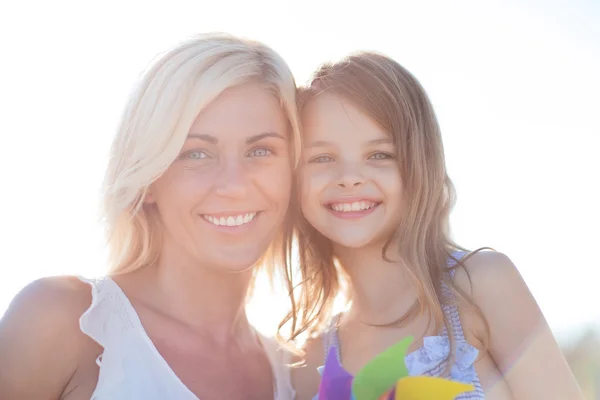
248, 147, 273, 157
309, 155, 334, 163
180, 150, 209, 160
369, 152, 393, 160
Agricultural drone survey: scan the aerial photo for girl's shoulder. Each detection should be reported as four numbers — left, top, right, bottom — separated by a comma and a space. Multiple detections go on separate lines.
452, 250, 520, 298
452, 250, 533, 343
290, 334, 326, 400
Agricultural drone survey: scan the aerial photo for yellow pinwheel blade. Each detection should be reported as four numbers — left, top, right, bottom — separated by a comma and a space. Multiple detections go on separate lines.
394, 376, 474, 400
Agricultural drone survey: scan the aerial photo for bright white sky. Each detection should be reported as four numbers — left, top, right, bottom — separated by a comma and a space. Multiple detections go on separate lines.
0, 0, 598, 343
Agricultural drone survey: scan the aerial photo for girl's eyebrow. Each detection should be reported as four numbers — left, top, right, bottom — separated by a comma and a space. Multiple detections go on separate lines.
306, 137, 392, 149
368, 137, 393, 145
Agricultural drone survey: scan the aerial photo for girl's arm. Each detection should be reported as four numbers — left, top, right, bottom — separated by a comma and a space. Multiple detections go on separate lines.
456, 251, 583, 400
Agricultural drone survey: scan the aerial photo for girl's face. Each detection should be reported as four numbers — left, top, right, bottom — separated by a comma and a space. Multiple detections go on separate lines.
299, 92, 403, 249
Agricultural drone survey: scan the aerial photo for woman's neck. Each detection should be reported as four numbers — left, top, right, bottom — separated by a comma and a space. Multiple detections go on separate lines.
131, 239, 256, 346
335, 242, 417, 325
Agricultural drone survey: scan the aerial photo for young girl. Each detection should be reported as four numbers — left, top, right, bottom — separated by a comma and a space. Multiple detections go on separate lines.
287, 52, 583, 399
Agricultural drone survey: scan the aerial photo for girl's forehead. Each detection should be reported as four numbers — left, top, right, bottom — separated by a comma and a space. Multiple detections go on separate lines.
302, 94, 387, 142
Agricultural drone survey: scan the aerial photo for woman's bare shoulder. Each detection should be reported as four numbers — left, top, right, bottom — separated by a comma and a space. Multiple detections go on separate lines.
2, 275, 93, 325
0, 276, 96, 398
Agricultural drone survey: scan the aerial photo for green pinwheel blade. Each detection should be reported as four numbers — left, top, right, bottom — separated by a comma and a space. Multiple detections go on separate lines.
352, 336, 413, 400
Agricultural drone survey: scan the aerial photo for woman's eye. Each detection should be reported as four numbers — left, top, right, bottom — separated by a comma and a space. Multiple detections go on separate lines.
309, 155, 334, 163
369, 152, 393, 160
180, 150, 209, 160
248, 147, 273, 157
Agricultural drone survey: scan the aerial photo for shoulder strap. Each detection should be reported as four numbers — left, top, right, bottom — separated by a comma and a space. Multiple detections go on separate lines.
78, 276, 137, 348
257, 333, 296, 399
441, 251, 468, 340
321, 314, 342, 364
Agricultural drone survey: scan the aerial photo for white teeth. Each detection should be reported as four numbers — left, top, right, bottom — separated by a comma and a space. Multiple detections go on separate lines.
203, 212, 257, 227
330, 201, 377, 212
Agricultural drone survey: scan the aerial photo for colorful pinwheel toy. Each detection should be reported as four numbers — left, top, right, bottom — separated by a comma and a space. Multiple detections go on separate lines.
318, 336, 474, 400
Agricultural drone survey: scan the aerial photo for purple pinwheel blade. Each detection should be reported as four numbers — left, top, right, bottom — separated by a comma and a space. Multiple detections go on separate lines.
318, 347, 354, 400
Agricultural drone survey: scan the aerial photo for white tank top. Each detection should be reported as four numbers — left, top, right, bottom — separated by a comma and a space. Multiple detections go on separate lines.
78, 277, 296, 400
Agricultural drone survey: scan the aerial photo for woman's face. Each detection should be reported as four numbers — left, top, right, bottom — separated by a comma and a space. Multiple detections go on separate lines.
299, 92, 403, 249
148, 82, 293, 272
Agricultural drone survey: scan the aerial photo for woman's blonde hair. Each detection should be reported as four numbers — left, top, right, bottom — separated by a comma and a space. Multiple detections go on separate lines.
281, 51, 489, 363
102, 32, 301, 276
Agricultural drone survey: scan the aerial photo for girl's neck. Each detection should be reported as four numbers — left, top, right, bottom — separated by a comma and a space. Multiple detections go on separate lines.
335, 242, 417, 325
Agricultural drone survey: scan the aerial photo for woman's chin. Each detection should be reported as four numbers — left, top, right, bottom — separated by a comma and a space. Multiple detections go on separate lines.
206, 256, 263, 274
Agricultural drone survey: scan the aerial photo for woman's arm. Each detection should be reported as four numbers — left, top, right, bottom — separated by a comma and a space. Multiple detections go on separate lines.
0, 277, 92, 399
456, 251, 583, 400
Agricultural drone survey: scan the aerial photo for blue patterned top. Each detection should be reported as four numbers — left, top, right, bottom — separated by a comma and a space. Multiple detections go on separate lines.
312, 252, 486, 399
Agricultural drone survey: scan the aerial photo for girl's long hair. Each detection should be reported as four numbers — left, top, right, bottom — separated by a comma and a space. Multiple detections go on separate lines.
279, 52, 490, 368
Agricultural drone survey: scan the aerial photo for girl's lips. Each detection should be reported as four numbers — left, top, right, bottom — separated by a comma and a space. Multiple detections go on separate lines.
325, 199, 380, 212
324, 202, 381, 220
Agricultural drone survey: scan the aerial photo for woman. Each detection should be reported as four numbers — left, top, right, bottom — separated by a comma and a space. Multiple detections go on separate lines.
0, 33, 300, 399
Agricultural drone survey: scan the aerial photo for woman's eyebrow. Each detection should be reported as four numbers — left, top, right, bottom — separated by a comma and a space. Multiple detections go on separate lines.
246, 132, 285, 144
187, 133, 218, 144
186, 132, 284, 144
